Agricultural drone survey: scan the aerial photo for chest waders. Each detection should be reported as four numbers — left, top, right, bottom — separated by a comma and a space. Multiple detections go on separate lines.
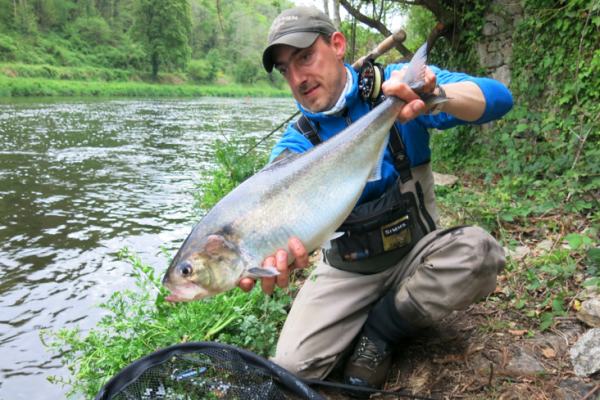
292, 106, 437, 275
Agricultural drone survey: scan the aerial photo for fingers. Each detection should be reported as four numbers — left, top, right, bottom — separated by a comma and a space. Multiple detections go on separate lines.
289, 237, 309, 270
261, 256, 277, 295
238, 277, 255, 292
253, 238, 310, 295
382, 66, 437, 124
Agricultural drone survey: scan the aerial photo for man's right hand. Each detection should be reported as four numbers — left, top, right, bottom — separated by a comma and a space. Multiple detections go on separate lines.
238, 237, 309, 295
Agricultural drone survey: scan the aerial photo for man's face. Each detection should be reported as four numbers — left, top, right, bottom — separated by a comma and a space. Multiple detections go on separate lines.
272, 34, 347, 113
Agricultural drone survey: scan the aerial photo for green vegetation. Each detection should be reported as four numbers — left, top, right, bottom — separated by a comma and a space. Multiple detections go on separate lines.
37, 0, 600, 397
41, 247, 294, 398
0, 75, 290, 97
0, 0, 293, 95
430, 0, 600, 332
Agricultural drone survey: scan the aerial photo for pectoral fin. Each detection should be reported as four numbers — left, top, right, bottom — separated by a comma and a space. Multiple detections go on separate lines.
246, 266, 280, 277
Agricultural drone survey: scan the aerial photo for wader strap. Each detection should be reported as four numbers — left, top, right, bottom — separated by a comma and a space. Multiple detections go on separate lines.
388, 123, 413, 183
292, 114, 322, 146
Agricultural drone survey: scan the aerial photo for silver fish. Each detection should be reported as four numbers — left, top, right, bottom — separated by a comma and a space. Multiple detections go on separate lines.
162, 44, 447, 302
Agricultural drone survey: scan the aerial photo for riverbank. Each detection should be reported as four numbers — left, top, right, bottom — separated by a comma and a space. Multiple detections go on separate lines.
0, 75, 291, 98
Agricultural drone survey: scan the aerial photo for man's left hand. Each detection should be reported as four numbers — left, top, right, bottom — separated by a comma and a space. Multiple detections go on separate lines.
381, 65, 437, 124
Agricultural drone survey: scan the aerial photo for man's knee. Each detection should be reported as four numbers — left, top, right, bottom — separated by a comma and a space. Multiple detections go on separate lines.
448, 225, 506, 279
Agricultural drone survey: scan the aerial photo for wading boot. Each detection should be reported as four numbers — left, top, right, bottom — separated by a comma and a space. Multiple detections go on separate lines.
343, 289, 422, 398
343, 334, 393, 398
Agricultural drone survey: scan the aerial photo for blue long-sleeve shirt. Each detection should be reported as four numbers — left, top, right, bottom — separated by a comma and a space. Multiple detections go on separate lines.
270, 63, 513, 205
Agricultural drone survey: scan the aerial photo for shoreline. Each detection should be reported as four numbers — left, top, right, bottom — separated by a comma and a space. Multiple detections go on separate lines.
0, 76, 291, 98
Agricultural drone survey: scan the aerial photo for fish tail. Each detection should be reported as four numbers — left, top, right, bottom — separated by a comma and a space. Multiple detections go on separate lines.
402, 43, 428, 90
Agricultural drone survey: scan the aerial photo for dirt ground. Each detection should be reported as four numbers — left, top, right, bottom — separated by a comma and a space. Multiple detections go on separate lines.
310, 301, 599, 400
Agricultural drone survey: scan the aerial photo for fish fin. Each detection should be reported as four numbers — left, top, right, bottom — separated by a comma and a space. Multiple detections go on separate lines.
420, 93, 452, 107
402, 43, 428, 90
271, 148, 296, 163
321, 232, 345, 249
246, 266, 280, 277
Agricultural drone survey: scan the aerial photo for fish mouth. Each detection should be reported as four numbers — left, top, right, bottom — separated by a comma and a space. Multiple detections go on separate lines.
164, 282, 209, 302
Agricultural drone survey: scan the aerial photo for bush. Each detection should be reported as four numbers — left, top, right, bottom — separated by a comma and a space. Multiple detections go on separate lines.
234, 58, 258, 84
206, 48, 223, 80
187, 59, 211, 82
0, 34, 17, 62
74, 17, 112, 46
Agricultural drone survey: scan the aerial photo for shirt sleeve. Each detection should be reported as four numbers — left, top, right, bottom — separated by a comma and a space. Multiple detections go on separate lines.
384, 64, 514, 130
269, 123, 313, 162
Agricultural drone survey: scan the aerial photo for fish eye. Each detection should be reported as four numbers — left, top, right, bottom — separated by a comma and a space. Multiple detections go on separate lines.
178, 262, 193, 277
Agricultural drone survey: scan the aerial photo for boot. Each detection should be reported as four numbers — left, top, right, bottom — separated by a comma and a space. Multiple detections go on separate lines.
343, 289, 422, 398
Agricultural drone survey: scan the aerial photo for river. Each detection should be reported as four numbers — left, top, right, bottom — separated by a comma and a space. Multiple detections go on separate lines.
0, 96, 297, 399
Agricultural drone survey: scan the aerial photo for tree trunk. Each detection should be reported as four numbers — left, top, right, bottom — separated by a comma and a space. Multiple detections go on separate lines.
13, 0, 17, 20
332, 0, 341, 31
322, 0, 329, 17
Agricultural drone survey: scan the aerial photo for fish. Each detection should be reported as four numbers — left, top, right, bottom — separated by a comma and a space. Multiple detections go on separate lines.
162, 43, 448, 302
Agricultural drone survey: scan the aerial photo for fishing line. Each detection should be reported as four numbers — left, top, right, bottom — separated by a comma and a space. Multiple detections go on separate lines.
232, 110, 301, 165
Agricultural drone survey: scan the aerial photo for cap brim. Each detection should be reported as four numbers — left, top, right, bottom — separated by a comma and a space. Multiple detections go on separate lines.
262, 31, 320, 73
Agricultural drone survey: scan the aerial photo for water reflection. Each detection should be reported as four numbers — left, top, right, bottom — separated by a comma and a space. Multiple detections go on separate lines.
0, 96, 297, 399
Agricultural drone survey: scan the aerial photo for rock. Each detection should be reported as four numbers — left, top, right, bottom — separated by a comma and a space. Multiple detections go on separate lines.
491, 65, 511, 87
503, 245, 529, 260
506, 348, 545, 374
558, 379, 600, 400
481, 51, 504, 68
500, 44, 513, 63
570, 328, 600, 377
433, 172, 459, 187
482, 22, 499, 37
485, 13, 505, 27
577, 298, 600, 327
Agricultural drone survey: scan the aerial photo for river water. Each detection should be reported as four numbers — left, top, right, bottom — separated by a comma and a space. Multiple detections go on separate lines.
0, 96, 297, 399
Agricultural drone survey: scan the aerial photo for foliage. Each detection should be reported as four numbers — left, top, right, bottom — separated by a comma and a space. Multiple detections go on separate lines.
195, 128, 271, 211
187, 59, 212, 82
0, 75, 291, 97
130, 0, 192, 77
431, 0, 600, 333
206, 48, 223, 80
234, 57, 259, 84
40, 248, 293, 399
0, 0, 290, 90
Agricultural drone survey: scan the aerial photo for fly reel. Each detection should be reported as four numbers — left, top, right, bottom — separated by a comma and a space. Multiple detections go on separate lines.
358, 59, 385, 105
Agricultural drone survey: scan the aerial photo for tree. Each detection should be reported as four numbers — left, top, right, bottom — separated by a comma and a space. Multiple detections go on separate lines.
131, 0, 192, 77
338, 0, 459, 59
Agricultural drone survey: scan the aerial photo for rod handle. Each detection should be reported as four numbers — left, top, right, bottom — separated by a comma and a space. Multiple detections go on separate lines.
352, 29, 406, 71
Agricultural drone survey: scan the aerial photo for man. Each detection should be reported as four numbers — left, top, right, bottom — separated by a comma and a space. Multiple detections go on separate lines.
239, 6, 513, 395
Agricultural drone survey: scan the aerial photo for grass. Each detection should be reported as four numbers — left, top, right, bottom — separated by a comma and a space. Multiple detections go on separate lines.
0, 75, 291, 98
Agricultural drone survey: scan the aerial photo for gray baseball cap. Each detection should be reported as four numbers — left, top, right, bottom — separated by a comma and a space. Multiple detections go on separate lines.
262, 7, 337, 73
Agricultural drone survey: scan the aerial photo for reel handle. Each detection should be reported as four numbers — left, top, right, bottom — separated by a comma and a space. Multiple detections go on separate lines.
352, 29, 406, 72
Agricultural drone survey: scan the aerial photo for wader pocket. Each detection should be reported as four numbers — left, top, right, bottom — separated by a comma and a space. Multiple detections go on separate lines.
325, 183, 430, 275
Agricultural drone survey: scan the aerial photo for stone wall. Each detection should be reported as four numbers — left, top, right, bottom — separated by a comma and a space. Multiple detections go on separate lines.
475, 0, 524, 87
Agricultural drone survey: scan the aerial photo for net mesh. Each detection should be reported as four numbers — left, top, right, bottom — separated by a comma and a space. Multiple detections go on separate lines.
95, 342, 325, 400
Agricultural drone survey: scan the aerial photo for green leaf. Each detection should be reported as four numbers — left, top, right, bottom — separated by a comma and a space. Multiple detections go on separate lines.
540, 320, 552, 332
540, 312, 554, 322
516, 123, 528, 132
566, 233, 583, 250
586, 249, 600, 267
552, 299, 564, 312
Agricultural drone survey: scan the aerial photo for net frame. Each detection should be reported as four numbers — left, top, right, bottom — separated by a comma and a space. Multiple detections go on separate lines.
94, 341, 326, 400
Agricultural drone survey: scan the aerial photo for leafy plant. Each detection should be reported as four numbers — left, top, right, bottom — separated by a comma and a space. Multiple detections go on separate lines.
41, 247, 292, 399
